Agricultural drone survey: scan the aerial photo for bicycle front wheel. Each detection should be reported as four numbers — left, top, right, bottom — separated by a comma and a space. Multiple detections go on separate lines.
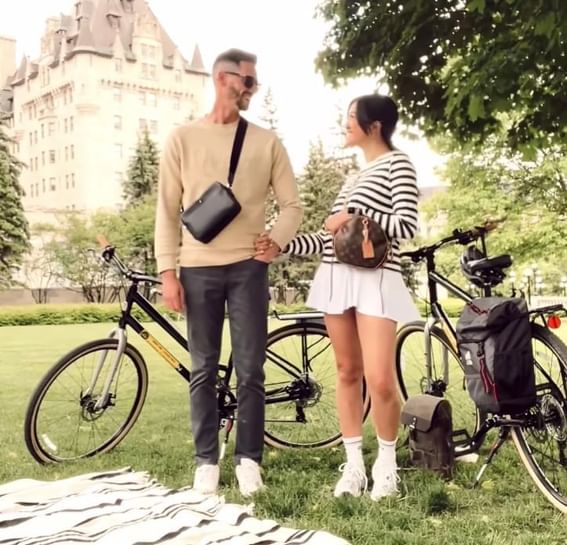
396, 321, 482, 448
25, 338, 148, 463
511, 323, 567, 513
262, 321, 370, 449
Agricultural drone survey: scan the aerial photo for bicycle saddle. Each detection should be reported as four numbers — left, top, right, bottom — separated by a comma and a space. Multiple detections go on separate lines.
460, 246, 512, 288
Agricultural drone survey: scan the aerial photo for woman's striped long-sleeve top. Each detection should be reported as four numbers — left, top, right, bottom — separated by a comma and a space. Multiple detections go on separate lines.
284, 150, 419, 273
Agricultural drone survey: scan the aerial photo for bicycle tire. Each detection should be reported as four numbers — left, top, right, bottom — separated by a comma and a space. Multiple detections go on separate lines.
511, 323, 567, 513
260, 321, 370, 449
396, 320, 482, 449
24, 338, 148, 463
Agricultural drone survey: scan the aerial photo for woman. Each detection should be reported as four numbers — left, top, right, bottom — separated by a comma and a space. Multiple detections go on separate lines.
257, 94, 419, 500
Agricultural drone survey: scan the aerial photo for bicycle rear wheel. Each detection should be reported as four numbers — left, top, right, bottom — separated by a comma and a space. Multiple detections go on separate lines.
262, 321, 370, 449
25, 338, 148, 463
396, 321, 482, 449
511, 323, 567, 513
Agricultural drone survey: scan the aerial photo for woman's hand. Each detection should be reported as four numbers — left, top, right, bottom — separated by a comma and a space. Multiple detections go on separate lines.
324, 210, 352, 234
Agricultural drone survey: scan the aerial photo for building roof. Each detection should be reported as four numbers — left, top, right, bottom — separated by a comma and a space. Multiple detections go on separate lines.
8, 0, 207, 88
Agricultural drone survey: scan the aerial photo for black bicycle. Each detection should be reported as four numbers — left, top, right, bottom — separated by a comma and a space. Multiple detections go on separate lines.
396, 222, 567, 513
24, 237, 370, 464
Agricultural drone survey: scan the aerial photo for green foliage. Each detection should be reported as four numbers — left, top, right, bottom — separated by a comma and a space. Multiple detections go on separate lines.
37, 212, 122, 303
0, 303, 166, 327
316, 0, 567, 151
123, 129, 159, 206
421, 134, 567, 288
0, 123, 29, 286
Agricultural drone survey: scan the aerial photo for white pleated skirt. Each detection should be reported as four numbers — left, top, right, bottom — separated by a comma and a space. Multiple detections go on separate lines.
306, 262, 420, 323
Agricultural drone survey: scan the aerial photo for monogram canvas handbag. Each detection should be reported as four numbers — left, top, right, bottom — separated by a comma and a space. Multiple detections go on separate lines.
333, 174, 391, 269
334, 214, 390, 269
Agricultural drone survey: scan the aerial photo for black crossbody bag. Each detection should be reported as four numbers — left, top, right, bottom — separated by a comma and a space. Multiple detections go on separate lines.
180, 118, 248, 243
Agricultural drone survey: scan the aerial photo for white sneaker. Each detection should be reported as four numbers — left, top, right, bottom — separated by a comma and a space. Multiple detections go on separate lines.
370, 460, 399, 501
235, 458, 264, 497
193, 464, 219, 495
333, 463, 368, 498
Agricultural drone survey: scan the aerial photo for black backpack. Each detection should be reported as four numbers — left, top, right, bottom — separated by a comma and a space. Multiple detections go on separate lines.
401, 394, 455, 479
456, 297, 536, 415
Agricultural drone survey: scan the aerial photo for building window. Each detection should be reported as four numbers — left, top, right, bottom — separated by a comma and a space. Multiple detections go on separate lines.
64, 119, 68, 132
141, 44, 147, 57
65, 174, 69, 189
30, 184, 34, 198
142, 63, 156, 79
65, 147, 68, 161
175, 69, 181, 82
115, 58, 122, 72
49, 177, 56, 191
138, 118, 148, 130
29, 132, 33, 146
150, 120, 158, 133
114, 143, 123, 159
115, 171, 123, 185
42, 179, 46, 192
49, 150, 56, 164
149, 92, 157, 107
114, 115, 122, 130
139, 91, 146, 105
41, 124, 45, 138
48, 122, 55, 136
69, 116, 74, 131
70, 145, 74, 159
41, 151, 45, 166
173, 96, 180, 110
71, 173, 75, 188
113, 87, 122, 102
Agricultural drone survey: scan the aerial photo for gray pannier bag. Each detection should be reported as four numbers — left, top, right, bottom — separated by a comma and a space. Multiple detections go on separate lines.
456, 297, 536, 414
401, 394, 455, 479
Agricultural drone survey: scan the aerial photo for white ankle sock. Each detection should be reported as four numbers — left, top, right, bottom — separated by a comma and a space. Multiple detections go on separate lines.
343, 436, 364, 468
377, 436, 397, 467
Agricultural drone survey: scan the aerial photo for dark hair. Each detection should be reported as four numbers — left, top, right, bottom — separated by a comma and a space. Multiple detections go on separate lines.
213, 48, 257, 69
349, 94, 399, 149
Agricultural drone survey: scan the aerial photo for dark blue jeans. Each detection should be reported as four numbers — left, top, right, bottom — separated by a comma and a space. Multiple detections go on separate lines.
180, 258, 269, 465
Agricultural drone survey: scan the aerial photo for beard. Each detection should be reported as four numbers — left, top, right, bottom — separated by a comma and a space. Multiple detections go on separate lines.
236, 92, 251, 111
228, 84, 251, 111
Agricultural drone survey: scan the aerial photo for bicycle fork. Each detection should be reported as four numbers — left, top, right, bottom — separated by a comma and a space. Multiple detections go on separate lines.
84, 328, 127, 411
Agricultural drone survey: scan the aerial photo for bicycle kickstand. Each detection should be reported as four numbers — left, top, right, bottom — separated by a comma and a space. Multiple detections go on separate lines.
219, 418, 234, 461
472, 427, 510, 488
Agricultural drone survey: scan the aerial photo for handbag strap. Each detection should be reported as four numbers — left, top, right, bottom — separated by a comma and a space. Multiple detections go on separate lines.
227, 117, 248, 187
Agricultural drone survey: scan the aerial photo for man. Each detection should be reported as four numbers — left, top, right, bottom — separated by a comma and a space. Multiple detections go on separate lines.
154, 48, 303, 497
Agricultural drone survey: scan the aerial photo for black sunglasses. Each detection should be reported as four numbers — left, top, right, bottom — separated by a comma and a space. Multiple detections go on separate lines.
224, 71, 259, 89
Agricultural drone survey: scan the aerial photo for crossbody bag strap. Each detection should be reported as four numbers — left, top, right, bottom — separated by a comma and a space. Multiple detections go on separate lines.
227, 117, 248, 187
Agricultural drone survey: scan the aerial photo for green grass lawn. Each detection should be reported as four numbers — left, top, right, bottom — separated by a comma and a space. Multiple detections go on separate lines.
1, 322, 566, 544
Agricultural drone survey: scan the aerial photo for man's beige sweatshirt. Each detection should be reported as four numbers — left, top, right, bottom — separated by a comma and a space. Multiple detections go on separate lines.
154, 118, 303, 272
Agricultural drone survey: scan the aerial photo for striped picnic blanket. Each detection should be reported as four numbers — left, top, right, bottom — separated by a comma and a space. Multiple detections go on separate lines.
0, 468, 350, 544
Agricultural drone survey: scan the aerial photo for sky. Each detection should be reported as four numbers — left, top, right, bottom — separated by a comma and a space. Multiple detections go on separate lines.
0, 0, 444, 185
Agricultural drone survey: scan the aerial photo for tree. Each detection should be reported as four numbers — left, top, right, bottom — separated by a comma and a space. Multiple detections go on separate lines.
316, 0, 567, 153
259, 87, 281, 137
269, 141, 357, 301
0, 123, 29, 287
419, 138, 567, 291
45, 212, 122, 303
123, 129, 159, 206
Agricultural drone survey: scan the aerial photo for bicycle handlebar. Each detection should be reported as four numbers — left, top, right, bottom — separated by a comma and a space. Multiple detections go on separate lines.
401, 219, 505, 263
95, 234, 161, 285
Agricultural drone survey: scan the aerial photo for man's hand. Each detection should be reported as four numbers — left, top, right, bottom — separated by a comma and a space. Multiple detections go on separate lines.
324, 210, 352, 234
254, 231, 280, 263
161, 270, 184, 312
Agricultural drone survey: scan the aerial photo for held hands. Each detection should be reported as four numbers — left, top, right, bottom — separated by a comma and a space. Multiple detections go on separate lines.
254, 231, 281, 263
324, 210, 352, 234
